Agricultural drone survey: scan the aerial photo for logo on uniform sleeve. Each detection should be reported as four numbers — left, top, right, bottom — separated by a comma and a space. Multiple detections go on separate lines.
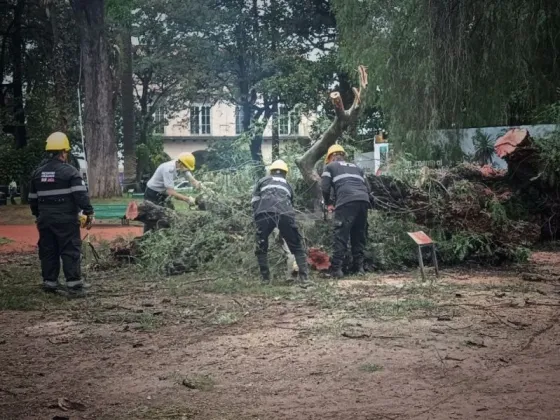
40, 172, 56, 183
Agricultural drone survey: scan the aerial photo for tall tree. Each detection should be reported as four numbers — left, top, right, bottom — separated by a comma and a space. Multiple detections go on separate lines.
131, 0, 213, 181
72, 0, 120, 197
200, 0, 329, 168
334, 0, 560, 149
11, 0, 26, 150
120, 26, 135, 189
107, 0, 137, 190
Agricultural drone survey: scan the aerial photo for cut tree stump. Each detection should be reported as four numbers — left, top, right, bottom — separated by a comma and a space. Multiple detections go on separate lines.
126, 200, 176, 232
495, 128, 531, 159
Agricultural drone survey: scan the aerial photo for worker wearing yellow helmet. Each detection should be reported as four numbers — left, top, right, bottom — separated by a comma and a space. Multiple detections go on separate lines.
28, 132, 94, 297
251, 159, 310, 287
321, 143, 372, 278
144, 153, 202, 223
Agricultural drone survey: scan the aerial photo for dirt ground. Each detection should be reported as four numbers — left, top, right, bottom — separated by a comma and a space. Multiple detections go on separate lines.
1, 247, 560, 420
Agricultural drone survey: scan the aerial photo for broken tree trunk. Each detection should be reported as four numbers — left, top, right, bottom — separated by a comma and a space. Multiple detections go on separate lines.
295, 65, 368, 211
126, 200, 177, 232
495, 128, 543, 187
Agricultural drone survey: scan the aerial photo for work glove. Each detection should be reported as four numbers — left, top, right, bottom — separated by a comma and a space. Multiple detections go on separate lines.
185, 196, 196, 205
85, 214, 95, 230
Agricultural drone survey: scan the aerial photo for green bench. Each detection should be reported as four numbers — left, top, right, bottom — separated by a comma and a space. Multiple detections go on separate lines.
93, 204, 130, 225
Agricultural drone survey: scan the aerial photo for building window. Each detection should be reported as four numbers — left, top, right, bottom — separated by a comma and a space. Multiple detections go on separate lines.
190, 105, 211, 135
235, 106, 244, 134
278, 105, 299, 136
153, 106, 166, 134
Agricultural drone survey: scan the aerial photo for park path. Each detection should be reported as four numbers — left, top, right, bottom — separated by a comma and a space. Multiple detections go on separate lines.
0, 224, 142, 254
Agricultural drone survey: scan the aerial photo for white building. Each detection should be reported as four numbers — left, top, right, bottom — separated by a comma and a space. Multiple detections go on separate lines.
157, 101, 315, 163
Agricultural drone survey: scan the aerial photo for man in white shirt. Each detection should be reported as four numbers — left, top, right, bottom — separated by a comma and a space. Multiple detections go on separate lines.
144, 153, 200, 209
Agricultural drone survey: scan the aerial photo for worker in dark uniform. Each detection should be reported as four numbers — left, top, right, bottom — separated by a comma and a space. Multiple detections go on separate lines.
252, 160, 310, 287
321, 144, 371, 278
28, 132, 95, 297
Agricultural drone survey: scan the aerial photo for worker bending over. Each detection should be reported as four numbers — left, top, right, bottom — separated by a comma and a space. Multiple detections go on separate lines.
252, 160, 310, 287
321, 144, 371, 278
28, 132, 94, 297
144, 152, 201, 208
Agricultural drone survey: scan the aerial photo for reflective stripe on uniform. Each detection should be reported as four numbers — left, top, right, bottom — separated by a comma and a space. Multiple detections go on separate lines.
321, 172, 331, 177
28, 193, 38, 199
66, 280, 83, 288
271, 177, 287, 183
261, 184, 291, 196
332, 173, 364, 183
251, 196, 261, 203
36, 185, 87, 197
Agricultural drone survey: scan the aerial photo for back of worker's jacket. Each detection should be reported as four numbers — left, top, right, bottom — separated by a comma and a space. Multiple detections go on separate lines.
251, 175, 295, 217
28, 159, 94, 224
321, 161, 370, 208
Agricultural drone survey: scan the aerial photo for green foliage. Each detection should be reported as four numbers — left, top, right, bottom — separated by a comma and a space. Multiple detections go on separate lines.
203, 138, 253, 171
136, 135, 170, 177
0, 140, 44, 184
334, 0, 560, 142
533, 131, 560, 188
472, 129, 496, 166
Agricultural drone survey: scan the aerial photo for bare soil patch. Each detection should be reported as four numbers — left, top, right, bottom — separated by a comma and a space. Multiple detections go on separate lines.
1, 252, 560, 420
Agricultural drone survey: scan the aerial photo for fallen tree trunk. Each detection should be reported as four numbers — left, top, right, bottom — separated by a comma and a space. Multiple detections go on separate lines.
295, 65, 368, 211
126, 200, 176, 232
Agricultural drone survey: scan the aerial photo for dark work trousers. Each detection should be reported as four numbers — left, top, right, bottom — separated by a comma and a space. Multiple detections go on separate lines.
38, 222, 82, 289
331, 201, 369, 271
255, 212, 308, 280
143, 188, 169, 233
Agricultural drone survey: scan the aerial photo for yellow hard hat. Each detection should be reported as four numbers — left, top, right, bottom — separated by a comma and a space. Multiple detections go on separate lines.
325, 144, 345, 163
45, 132, 70, 151
177, 152, 195, 171
269, 159, 289, 174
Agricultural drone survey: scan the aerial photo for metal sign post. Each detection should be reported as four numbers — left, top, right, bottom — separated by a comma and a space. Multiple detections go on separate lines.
407, 231, 439, 281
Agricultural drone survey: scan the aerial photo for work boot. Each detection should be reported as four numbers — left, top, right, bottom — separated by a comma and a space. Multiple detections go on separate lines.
41, 281, 58, 294
330, 268, 344, 279
355, 267, 366, 276
297, 273, 314, 289
257, 254, 270, 285
261, 272, 271, 285
67, 287, 88, 298
65, 281, 90, 298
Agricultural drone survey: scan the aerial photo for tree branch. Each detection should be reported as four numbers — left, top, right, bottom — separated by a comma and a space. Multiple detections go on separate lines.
295, 65, 368, 208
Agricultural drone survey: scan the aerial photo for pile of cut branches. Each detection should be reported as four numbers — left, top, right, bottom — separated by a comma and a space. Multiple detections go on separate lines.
113, 128, 559, 276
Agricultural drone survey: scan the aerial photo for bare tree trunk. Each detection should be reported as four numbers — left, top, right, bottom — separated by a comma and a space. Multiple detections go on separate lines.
135, 76, 150, 183
271, 99, 279, 161
72, 0, 121, 198
46, 4, 69, 132
13, 0, 28, 204
295, 66, 368, 211
12, 0, 26, 150
120, 26, 137, 191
